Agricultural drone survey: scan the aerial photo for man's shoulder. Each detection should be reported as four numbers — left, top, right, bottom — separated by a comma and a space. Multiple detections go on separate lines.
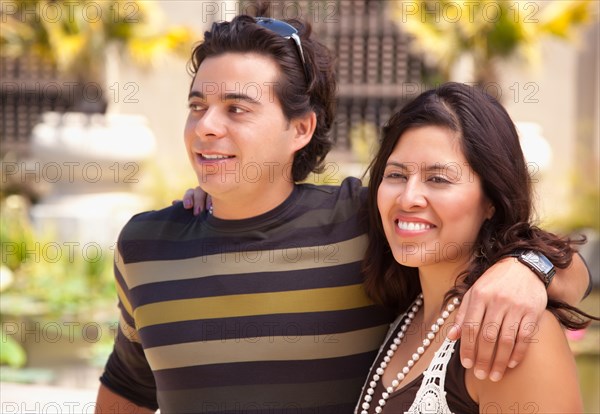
293, 177, 368, 232
119, 202, 196, 241
125, 202, 192, 226
300, 176, 366, 201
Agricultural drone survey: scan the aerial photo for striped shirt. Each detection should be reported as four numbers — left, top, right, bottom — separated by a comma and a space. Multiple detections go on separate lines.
100, 177, 394, 413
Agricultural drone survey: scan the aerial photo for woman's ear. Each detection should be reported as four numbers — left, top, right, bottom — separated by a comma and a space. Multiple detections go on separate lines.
486, 203, 496, 220
290, 111, 317, 151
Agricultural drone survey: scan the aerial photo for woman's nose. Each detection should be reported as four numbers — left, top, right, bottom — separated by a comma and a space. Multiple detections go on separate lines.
398, 177, 427, 210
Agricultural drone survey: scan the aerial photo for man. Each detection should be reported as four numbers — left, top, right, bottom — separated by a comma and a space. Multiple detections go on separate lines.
96, 13, 590, 414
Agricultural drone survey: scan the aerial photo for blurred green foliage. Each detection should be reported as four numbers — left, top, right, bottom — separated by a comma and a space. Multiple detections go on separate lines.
0, 195, 115, 320
0, 333, 27, 367
392, 0, 597, 84
0, 0, 194, 82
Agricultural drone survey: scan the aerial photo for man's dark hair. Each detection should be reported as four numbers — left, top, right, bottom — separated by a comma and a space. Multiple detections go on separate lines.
188, 12, 336, 182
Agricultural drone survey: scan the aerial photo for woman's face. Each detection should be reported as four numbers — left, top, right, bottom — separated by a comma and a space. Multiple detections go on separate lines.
377, 125, 495, 272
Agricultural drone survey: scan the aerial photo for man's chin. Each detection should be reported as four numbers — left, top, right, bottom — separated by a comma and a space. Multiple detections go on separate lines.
195, 175, 236, 194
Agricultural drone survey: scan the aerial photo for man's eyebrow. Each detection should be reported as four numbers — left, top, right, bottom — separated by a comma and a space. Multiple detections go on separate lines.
187, 91, 261, 105
188, 91, 204, 100
223, 93, 261, 104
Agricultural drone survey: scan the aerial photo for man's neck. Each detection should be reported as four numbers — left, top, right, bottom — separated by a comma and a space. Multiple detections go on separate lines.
210, 182, 296, 220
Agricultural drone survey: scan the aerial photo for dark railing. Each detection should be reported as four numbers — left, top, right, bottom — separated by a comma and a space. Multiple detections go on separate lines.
1, 53, 74, 155
268, 0, 426, 149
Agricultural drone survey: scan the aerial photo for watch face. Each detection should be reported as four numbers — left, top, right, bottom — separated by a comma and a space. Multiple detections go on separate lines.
523, 251, 554, 274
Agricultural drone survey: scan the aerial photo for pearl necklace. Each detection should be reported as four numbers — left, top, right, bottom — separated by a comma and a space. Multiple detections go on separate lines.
360, 294, 461, 414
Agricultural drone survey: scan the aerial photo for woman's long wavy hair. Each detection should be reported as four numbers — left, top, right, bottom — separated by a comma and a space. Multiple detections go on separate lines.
363, 82, 594, 329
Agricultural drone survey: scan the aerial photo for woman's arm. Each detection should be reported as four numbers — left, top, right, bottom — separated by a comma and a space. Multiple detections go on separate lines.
470, 310, 583, 413
448, 251, 591, 382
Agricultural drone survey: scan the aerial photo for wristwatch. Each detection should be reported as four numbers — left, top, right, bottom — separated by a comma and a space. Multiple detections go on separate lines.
506, 250, 556, 288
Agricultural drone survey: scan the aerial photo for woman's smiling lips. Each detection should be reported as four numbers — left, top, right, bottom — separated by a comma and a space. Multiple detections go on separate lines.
394, 215, 435, 236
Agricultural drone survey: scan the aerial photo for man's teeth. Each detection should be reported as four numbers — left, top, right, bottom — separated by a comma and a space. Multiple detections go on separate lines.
397, 221, 432, 231
202, 154, 233, 160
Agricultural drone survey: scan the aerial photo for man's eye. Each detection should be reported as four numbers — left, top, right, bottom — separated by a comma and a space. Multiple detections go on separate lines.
188, 103, 204, 111
230, 106, 246, 114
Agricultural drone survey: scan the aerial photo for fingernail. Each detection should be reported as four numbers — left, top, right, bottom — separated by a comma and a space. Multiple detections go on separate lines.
508, 360, 518, 368
184, 200, 191, 208
462, 358, 473, 369
475, 369, 487, 380
489, 371, 502, 382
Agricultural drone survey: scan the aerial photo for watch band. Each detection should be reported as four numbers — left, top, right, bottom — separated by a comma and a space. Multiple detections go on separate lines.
505, 250, 556, 288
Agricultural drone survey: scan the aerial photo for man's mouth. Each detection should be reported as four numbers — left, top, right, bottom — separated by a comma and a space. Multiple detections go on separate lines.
198, 153, 235, 160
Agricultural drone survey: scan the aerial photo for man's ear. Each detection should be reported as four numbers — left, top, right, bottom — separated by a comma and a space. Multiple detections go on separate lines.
290, 111, 317, 151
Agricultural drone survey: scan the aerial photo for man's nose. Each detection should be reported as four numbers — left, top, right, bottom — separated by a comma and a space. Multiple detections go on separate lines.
195, 107, 226, 139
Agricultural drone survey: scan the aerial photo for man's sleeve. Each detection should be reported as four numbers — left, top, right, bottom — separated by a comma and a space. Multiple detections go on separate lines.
99, 242, 159, 411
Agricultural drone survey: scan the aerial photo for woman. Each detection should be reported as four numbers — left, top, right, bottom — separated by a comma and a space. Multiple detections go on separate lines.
357, 82, 594, 413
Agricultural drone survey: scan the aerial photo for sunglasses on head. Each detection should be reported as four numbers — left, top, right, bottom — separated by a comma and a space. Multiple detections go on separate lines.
255, 17, 309, 82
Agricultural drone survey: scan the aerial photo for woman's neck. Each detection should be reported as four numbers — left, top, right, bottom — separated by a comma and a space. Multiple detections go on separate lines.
418, 260, 468, 325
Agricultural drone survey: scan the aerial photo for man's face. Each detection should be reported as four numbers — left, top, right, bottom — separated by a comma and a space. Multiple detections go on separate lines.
184, 53, 306, 204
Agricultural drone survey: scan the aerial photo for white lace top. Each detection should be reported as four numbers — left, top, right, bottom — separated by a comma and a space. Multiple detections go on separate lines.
404, 338, 457, 414
355, 308, 478, 414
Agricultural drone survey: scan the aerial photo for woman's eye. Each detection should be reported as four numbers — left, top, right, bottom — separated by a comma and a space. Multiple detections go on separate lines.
384, 172, 406, 180
429, 176, 450, 184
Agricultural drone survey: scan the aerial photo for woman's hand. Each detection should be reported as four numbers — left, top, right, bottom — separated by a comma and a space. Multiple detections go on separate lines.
173, 187, 210, 216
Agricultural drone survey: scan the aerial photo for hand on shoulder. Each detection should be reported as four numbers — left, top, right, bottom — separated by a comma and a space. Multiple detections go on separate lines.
468, 310, 583, 413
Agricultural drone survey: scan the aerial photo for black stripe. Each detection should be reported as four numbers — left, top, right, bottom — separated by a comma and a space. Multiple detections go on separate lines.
157, 378, 360, 413
139, 307, 392, 348
120, 217, 365, 263
153, 352, 377, 390
129, 262, 363, 305
121, 178, 364, 240
118, 178, 367, 263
